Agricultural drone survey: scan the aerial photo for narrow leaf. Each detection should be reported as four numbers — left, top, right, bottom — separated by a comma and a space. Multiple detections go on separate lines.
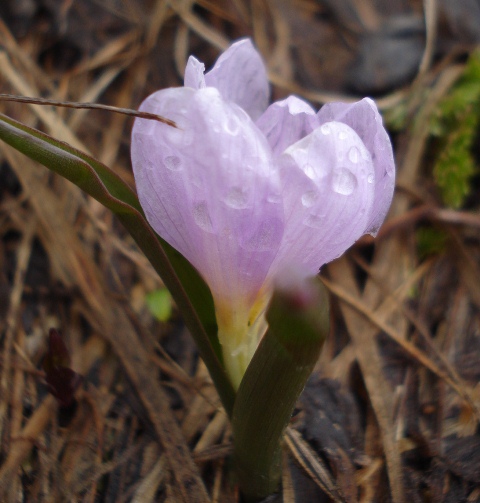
232, 275, 330, 501
0, 112, 235, 414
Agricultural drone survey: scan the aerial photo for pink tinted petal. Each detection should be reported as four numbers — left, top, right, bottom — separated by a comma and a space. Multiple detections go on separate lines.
184, 55, 206, 89
317, 98, 395, 235
269, 121, 376, 278
131, 87, 283, 307
205, 39, 269, 120
256, 96, 319, 157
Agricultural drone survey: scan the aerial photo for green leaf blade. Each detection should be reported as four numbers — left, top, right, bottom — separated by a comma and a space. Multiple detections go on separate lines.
0, 112, 235, 414
232, 277, 330, 502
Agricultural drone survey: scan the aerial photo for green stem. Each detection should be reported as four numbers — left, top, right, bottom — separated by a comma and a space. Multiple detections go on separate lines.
232, 277, 329, 502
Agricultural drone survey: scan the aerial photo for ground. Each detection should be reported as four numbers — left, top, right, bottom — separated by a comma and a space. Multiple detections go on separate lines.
0, 0, 480, 502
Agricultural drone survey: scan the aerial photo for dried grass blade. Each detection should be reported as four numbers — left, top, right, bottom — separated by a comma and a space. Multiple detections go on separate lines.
0, 93, 177, 128
327, 259, 404, 503
285, 428, 345, 503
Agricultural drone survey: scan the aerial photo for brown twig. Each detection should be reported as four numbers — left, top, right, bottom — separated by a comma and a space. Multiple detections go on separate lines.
0, 94, 177, 128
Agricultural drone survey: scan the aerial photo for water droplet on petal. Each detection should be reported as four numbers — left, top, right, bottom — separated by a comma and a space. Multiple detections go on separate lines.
243, 219, 280, 251
367, 173, 374, 184
224, 187, 248, 209
164, 155, 182, 171
338, 130, 348, 140
304, 163, 316, 179
320, 124, 331, 135
267, 192, 282, 204
301, 191, 318, 208
225, 116, 240, 136
193, 202, 214, 233
348, 146, 360, 164
304, 214, 323, 229
332, 168, 357, 195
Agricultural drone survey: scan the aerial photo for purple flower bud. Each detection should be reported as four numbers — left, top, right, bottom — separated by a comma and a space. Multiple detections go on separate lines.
131, 39, 395, 386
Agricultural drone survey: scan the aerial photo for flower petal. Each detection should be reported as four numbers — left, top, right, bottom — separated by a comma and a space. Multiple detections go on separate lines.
270, 121, 376, 277
317, 98, 395, 235
131, 86, 284, 308
256, 96, 319, 158
184, 55, 206, 89
204, 39, 269, 120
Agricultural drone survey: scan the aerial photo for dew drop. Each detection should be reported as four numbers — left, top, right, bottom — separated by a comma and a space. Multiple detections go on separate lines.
243, 219, 280, 251
338, 130, 348, 140
304, 163, 316, 179
367, 173, 374, 184
224, 187, 248, 209
332, 168, 357, 195
164, 155, 182, 171
304, 214, 323, 229
348, 146, 360, 164
320, 124, 331, 135
225, 116, 240, 136
301, 191, 318, 208
267, 193, 282, 204
193, 202, 214, 233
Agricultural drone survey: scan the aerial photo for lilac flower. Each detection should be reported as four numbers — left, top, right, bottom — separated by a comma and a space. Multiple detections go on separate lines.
131, 39, 395, 387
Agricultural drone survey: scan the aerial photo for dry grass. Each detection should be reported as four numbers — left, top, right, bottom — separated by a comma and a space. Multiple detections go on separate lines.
0, 0, 480, 501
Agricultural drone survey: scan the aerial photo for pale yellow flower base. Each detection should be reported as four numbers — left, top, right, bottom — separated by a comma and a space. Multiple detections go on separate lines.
215, 290, 270, 389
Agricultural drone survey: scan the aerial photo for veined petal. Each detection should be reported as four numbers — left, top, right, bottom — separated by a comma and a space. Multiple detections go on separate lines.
204, 39, 269, 120
131, 86, 284, 310
256, 96, 319, 158
317, 98, 395, 235
184, 55, 206, 89
270, 121, 376, 277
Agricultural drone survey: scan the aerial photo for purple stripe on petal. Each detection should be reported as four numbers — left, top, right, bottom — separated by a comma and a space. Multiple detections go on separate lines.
317, 98, 395, 235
